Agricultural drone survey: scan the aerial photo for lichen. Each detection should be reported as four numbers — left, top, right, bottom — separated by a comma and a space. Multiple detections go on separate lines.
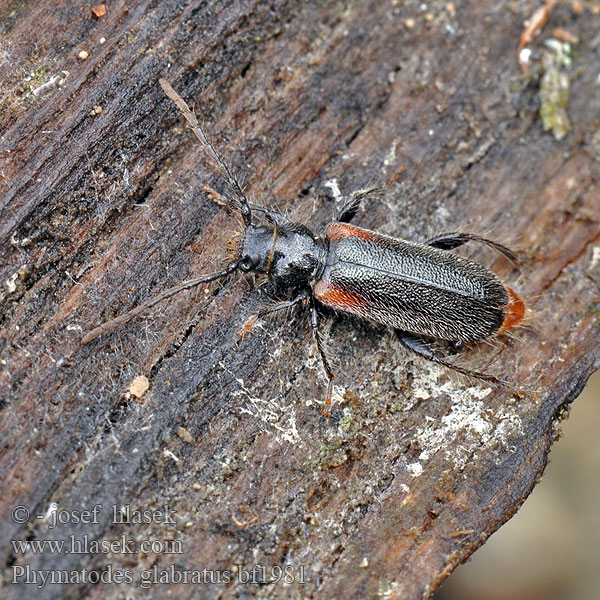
539, 39, 573, 140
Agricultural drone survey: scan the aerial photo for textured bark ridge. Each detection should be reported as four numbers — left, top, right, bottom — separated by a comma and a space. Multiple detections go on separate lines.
1, 1, 599, 599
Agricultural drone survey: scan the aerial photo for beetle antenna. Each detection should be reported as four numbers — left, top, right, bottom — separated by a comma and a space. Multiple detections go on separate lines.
82, 260, 241, 344
158, 78, 252, 227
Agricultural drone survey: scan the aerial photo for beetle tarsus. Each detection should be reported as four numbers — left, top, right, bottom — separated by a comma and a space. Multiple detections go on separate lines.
201, 184, 230, 207
237, 315, 259, 339
321, 378, 335, 418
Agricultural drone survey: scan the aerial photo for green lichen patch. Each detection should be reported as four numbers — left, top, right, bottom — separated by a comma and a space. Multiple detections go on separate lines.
539, 39, 573, 141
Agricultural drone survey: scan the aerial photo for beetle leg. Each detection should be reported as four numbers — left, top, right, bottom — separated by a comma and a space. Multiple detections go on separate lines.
397, 331, 514, 389
310, 301, 336, 416
237, 291, 308, 339
424, 232, 518, 262
336, 188, 385, 223
200, 184, 231, 208
201, 184, 288, 226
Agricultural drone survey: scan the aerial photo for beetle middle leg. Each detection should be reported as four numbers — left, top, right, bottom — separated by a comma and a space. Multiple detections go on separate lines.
425, 232, 517, 261
310, 301, 336, 416
336, 188, 385, 223
397, 331, 512, 389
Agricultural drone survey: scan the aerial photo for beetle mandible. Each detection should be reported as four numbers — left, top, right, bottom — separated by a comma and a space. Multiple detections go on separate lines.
83, 78, 526, 414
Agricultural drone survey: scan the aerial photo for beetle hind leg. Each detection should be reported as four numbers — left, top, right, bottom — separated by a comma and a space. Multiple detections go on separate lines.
397, 331, 518, 392
425, 232, 518, 262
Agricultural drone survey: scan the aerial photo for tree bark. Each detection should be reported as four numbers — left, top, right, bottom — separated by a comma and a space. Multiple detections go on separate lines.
1, 1, 599, 599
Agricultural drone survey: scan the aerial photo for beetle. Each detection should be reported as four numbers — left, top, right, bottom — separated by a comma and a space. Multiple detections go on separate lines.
83, 78, 525, 414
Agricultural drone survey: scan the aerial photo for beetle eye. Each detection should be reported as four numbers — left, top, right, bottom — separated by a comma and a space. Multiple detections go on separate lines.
239, 256, 256, 272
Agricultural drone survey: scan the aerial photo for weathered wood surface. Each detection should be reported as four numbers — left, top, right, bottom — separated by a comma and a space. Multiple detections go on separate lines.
1, 1, 599, 599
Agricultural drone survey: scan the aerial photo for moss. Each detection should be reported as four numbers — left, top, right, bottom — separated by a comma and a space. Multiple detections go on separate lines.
318, 407, 368, 470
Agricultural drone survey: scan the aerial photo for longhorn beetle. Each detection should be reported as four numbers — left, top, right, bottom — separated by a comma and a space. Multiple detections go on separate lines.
83, 78, 526, 414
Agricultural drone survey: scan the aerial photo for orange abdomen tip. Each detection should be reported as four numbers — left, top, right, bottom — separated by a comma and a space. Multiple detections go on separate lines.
499, 287, 525, 334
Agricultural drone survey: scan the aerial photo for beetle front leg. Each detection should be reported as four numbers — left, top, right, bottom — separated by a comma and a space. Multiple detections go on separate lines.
424, 232, 518, 261
202, 184, 288, 226
237, 291, 309, 338
336, 188, 385, 223
310, 301, 336, 416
